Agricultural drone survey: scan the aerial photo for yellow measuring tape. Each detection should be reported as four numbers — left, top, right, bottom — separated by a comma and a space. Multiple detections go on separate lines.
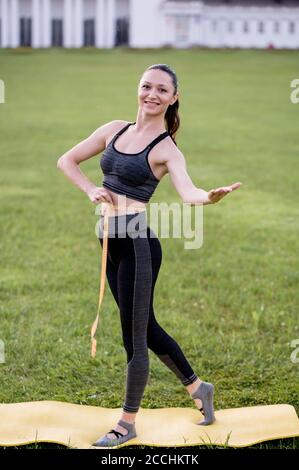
90, 202, 146, 358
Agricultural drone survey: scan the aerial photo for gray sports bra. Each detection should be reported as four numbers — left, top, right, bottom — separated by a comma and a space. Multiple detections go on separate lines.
100, 122, 169, 203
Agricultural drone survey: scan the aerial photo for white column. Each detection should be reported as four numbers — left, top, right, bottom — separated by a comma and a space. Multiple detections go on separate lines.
264, 18, 272, 49
106, 0, 115, 48
32, 0, 40, 47
189, 15, 196, 46
64, 0, 73, 47
161, 15, 172, 46
238, 17, 246, 48
11, 0, 19, 47
281, 19, 289, 49
194, 15, 202, 46
95, 0, 105, 47
198, 15, 206, 46
42, 0, 51, 47
1, 0, 9, 47
205, 18, 213, 47
74, 0, 83, 47
234, 18, 242, 48
247, 18, 254, 48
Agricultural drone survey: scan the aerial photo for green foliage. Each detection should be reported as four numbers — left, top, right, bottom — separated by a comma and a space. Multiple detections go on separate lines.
0, 47, 298, 449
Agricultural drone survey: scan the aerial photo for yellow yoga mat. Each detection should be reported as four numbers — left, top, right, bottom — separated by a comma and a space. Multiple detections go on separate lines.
0, 401, 298, 449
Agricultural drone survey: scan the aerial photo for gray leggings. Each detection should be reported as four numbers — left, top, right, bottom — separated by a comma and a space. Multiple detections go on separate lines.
99, 212, 198, 413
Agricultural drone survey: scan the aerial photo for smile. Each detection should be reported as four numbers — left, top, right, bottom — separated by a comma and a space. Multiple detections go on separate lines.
145, 101, 159, 105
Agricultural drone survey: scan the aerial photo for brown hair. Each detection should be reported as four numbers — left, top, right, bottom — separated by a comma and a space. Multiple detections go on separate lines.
144, 64, 180, 145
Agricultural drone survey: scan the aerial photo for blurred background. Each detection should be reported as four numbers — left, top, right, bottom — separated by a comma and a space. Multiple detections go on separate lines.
0, 0, 299, 50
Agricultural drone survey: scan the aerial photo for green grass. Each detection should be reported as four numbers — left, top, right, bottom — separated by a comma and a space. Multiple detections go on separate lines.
0, 47, 298, 450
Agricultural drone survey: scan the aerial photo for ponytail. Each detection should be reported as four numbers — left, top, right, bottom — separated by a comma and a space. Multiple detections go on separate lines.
165, 98, 180, 146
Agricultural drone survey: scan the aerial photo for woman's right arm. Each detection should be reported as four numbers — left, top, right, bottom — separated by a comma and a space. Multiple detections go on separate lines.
57, 120, 124, 204
165, 146, 241, 205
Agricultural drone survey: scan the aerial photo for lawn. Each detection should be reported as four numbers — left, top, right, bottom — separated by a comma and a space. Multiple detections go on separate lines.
0, 47, 298, 449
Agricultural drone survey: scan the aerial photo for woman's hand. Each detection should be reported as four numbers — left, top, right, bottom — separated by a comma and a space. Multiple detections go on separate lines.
207, 182, 242, 204
86, 186, 114, 205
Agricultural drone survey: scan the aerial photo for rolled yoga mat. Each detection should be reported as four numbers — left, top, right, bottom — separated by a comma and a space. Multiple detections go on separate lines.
0, 401, 298, 449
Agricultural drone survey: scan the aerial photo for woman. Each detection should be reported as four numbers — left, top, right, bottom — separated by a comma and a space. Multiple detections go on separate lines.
57, 63, 242, 448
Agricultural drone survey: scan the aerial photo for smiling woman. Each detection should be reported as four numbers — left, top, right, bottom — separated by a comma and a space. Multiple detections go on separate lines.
57, 62, 242, 449
138, 64, 180, 145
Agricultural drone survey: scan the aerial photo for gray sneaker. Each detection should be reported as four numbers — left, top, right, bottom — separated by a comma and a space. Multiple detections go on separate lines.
191, 381, 216, 425
92, 419, 137, 448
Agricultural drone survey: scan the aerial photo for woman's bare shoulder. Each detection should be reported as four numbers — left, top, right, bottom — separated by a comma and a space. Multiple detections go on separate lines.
155, 134, 183, 165
97, 120, 130, 148
111, 119, 131, 127
104, 119, 130, 133
102, 120, 130, 142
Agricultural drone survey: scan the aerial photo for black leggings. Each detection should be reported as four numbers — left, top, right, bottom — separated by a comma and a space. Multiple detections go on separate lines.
98, 211, 198, 413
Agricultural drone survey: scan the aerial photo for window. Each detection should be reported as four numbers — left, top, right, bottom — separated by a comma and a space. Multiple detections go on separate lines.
175, 16, 189, 44
51, 19, 63, 47
258, 21, 264, 33
289, 21, 295, 34
115, 18, 129, 46
20, 18, 32, 46
84, 19, 95, 46
243, 21, 249, 33
274, 21, 280, 33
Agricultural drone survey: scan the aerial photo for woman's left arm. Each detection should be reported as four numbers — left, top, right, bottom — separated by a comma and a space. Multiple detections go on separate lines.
165, 147, 242, 205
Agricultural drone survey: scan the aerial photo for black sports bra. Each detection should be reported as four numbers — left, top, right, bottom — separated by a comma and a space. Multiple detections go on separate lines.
100, 122, 169, 203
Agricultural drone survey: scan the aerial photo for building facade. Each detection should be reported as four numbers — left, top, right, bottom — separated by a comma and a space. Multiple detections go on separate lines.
0, 0, 299, 49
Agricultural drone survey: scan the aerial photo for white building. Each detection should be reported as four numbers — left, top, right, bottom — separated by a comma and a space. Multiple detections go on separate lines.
0, 0, 299, 49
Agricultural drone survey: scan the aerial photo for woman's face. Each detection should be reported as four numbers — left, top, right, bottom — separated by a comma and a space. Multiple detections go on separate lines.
137, 69, 178, 117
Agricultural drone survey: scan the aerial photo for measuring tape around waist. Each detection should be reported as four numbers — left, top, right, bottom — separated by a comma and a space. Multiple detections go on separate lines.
90, 202, 147, 358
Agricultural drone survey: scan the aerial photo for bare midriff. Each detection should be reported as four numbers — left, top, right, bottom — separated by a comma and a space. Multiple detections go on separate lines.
100, 188, 148, 216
